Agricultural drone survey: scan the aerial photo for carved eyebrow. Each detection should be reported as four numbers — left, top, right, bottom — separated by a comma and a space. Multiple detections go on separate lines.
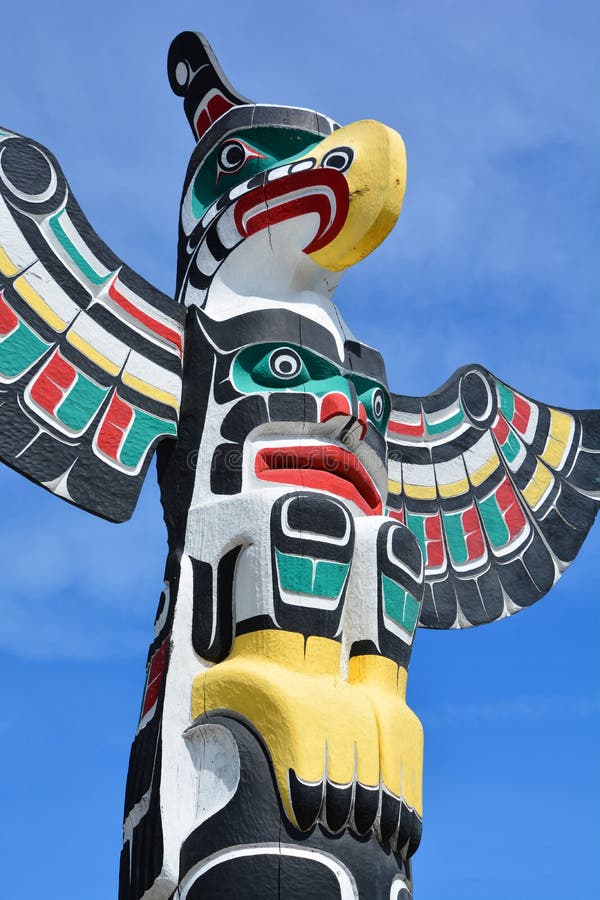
197, 307, 341, 358
198, 310, 388, 383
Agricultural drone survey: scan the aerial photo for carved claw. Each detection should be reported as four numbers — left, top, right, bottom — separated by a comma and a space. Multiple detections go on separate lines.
191, 629, 423, 856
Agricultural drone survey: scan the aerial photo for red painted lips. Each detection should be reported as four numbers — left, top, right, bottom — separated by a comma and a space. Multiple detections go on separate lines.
233, 168, 349, 253
255, 444, 382, 516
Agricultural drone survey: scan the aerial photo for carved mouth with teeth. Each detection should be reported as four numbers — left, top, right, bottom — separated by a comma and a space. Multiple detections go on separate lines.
232, 167, 350, 253
181, 162, 351, 305
254, 444, 383, 516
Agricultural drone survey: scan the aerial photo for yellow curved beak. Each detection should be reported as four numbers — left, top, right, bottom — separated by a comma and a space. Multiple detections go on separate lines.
307, 119, 407, 272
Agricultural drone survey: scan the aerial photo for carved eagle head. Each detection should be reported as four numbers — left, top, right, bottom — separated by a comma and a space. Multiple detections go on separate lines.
168, 32, 407, 309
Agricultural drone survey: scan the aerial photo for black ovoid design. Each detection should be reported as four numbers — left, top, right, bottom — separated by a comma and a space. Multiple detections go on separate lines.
178, 715, 413, 899
270, 492, 354, 638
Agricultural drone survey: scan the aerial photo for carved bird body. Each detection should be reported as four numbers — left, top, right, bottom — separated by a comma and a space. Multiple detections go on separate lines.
0, 32, 598, 900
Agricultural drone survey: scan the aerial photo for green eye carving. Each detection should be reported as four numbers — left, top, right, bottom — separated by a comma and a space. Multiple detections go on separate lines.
231, 342, 390, 429
267, 348, 304, 380
371, 387, 386, 421
363, 385, 390, 431
251, 346, 309, 387
351, 377, 391, 432
191, 127, 322, 219
233, 343, 311, 391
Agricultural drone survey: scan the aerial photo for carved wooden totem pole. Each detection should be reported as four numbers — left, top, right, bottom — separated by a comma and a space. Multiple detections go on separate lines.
1, 32, 598, 899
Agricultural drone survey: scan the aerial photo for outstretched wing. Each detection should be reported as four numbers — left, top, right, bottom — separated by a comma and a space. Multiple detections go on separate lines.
385, 365, 599, 628
0, 129, 185, 521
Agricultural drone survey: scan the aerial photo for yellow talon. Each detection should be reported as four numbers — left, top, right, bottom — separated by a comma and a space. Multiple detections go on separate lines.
349, 654, 424, 815
192, 632, 423, 828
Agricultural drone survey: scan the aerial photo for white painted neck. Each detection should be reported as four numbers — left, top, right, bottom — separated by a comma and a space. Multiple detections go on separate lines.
209, 217, 342, 307
201, 217, 353, 356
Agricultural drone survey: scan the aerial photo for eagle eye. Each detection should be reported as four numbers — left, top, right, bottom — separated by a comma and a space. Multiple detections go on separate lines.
217, 140, 249, 174
321, 146, 354, 173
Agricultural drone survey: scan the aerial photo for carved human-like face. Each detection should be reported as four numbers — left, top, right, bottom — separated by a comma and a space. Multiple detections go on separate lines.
232, 342, 389, 514
194, 308, 391, 517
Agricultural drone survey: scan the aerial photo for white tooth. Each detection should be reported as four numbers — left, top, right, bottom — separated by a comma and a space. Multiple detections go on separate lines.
267, 165, 291, 181
229, 180, 251, 200
195, 242, 221, 276
201, 204, 218, 228
290, 159, 315, 173
216, 207, 242, 249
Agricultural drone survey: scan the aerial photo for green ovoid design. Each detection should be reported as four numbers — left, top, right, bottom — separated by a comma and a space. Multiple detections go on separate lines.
276, 549, 349, 600
381, 573, 420, 637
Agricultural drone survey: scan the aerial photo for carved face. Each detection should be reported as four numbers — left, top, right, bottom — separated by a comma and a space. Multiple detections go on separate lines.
190, 308, 391, 517
176, 106, 407, 307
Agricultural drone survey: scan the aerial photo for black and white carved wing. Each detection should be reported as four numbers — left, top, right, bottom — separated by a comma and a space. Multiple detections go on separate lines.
0, 129, 185, 521
385, 365, 599, 628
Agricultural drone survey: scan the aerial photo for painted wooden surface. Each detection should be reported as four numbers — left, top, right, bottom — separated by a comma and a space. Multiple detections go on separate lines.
0, 30, 598, 900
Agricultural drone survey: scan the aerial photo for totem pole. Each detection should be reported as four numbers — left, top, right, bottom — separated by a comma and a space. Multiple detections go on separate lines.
1, 32, 598, 899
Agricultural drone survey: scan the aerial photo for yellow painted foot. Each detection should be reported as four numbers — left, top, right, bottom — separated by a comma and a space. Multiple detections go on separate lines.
192, 633, 423, 850
191, 630, 380, 829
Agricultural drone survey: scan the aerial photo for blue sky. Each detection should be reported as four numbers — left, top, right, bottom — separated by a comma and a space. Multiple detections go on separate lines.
1, 2, 598, 897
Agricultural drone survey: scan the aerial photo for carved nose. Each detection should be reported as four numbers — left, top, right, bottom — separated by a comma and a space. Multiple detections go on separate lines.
320, 392, 352, 424
320, 393, 368, 440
